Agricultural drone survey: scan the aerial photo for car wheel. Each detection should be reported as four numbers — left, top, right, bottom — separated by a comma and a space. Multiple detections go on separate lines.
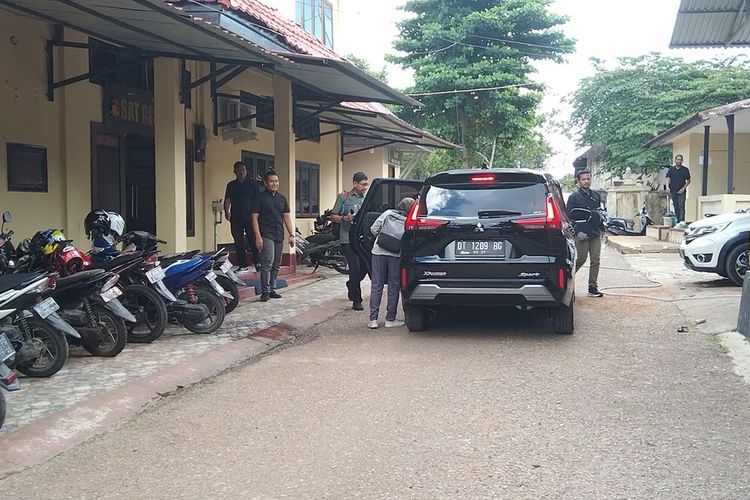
552, 293, 575, 335
725, 244, 749, 287
404, 305, 431, 332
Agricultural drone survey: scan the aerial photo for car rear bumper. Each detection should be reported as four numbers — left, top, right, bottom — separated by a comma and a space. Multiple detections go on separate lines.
403, 281, 568, 307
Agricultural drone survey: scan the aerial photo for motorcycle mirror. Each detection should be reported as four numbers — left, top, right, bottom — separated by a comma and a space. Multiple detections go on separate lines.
1, 211, 9, 223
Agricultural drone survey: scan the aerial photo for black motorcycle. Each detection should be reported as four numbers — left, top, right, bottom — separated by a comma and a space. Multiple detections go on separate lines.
295, 214, 348, 274
605, 206, 654, 236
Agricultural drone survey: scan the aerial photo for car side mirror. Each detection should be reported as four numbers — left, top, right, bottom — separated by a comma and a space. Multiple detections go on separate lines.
2, 211, 10, 223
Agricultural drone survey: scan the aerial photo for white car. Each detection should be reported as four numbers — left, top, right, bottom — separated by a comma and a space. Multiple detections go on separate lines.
679, 209, 749, 286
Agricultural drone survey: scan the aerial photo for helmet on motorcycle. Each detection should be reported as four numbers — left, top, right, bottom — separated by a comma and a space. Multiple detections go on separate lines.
84, 209, 110, 239
36, 229, 62, 255
107, 212, 125, 238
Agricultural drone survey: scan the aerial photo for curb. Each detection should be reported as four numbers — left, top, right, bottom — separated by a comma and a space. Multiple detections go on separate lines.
0, 297, 350, 477
605, 237, 680, 255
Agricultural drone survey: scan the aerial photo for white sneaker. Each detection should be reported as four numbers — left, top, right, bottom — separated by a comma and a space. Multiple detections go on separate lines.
385, 320, 405, 328
368, 320, 379, 329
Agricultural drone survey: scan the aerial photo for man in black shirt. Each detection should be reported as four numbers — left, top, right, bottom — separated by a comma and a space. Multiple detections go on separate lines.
251, 170, 295, 301
666, 154, 691, 223
565, 170, 604, 297
224, 161, 260, 271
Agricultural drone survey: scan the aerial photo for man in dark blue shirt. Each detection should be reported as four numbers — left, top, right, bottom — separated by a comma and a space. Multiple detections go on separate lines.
666, 155, 691, 223
251, 170, 295, 301
224, 161, 260, 271
565, 170, 604, 297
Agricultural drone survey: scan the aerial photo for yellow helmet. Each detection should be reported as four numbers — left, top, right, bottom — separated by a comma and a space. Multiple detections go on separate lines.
41, 229, 65, 255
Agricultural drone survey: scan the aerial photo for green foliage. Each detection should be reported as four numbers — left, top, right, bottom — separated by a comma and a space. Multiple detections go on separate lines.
559, 173, 576, 192
390, 0, 574, 168
345, 54, 388, 83
569, 53, 750, 175
400, 149, 462, 180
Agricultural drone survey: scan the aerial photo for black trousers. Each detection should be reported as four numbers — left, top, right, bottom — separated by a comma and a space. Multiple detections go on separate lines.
230, 219, 260, 268
671, 192, 687, 222
341, 243, 367, 304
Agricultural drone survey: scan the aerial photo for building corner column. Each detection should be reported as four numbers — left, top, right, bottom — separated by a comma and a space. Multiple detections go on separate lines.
273, 74, 296, 270
154, 58, 187, 252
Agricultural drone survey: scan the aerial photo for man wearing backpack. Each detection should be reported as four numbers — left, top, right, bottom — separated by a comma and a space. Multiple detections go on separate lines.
330, 172, 369, 310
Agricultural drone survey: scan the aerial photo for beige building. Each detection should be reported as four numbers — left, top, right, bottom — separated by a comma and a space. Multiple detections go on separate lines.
0, 0, 451, 266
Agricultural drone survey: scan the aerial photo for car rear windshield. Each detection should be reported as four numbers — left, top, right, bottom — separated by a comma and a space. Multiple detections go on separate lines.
425, 183, 547, 218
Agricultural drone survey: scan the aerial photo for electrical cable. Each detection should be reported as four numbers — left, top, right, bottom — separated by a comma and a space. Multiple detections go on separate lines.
582, 264, 742, 302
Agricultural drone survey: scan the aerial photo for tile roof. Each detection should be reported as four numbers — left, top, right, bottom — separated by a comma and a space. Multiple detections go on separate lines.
181, 0, 344, 60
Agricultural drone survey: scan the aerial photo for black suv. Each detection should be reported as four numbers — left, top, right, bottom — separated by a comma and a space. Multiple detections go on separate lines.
352, 169, 576, 334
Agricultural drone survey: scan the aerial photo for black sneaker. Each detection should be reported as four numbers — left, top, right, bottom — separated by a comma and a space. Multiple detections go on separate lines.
588, 287, 604, 298
352, 301, 364, 311
269, 291, 282, 299
260, 293, 270, 302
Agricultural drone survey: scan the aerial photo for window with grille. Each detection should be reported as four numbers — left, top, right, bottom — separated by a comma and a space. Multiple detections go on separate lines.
295, 162, 320, 218
295, 0, 334, 48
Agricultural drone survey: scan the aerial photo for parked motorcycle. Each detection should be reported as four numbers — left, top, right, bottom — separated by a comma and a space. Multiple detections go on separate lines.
0, 325, 21, 429
7, 226, 133, 357
295, 213, 349, 274
605, 206, 654, 236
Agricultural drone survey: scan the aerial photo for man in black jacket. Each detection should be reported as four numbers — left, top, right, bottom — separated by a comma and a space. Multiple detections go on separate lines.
566, 170, 604, 297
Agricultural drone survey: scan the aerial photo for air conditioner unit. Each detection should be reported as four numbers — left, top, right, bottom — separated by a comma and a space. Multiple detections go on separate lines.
219, 97, 258, 143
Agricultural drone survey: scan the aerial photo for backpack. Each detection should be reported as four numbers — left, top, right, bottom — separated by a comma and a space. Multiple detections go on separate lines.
331, 191, 349, 239
375, 212, 407, 253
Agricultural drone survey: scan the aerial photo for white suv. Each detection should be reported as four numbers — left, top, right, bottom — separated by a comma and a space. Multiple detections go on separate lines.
679, 209, 749, 286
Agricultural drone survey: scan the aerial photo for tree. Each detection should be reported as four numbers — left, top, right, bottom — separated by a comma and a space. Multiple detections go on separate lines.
569, 53, 750, 175
345, 54, 388, 83
390, 0, 574, 169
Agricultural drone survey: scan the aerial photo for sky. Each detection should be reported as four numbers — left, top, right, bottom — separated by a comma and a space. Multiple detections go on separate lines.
335, 0, 733, 178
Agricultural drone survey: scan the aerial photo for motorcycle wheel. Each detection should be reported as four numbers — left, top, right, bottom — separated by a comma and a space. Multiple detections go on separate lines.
120, 285, 168, 343
15, 318, 69, 378
179, 288, 226, 334
0, 390, 5, 430
215, 275, 239, 314
81, 305, 127, 357
328, 249, 349, 275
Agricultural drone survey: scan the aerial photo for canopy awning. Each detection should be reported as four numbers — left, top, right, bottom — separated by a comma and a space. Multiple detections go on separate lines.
0, 0, 282, 65
296, 102, 457, 152
0, 0, 421, 107
670, 0, 750, 47
646, 98, 750, 147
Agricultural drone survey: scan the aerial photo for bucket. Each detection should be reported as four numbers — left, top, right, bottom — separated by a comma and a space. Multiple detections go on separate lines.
662, 216, 673, 227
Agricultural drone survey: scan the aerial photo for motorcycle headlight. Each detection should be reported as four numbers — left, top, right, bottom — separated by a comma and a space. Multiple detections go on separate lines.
689, 222, 731, 238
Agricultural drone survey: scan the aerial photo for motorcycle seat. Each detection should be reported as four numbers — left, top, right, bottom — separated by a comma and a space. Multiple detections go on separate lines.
160, 252, 200, 268
87, 252, 143, 271
56, 269, 107, 289
0, 271, 48, 293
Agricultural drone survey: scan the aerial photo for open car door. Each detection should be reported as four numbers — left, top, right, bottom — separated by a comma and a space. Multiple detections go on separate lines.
350, 178, 423, 274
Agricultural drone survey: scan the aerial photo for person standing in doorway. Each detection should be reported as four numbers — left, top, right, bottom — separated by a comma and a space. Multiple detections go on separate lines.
566, 170, 605, 298
251, 170, 295, 302
666, 154, 691, 223
330, 172, 369, 310
224, 161, 260, 272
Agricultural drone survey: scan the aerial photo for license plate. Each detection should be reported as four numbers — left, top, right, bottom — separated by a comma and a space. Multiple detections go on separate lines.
0, 333, 14, 362
101, 286, 122, 303
220, 261, 232, 273
146, 266, 166, 284
455, 240, 505, 258
205, 271, 217, 282
34, 297, 60, 319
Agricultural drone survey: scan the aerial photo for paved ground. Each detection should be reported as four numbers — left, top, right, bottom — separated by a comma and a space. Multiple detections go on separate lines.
1, 247, 748, 498
1, 270, 346, 433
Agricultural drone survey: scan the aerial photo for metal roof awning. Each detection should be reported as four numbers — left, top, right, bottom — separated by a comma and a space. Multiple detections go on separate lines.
646, 98, 750, 147
0, 0, 286, 65
297, 102, 456, 153
670, 0, 750, 47
278, 54, 421, 107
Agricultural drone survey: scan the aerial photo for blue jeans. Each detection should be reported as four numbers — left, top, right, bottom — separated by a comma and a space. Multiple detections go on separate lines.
671, 192, 686, 222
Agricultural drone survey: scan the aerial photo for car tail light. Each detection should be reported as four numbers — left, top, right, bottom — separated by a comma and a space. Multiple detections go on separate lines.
470, 174, 495, 183
401, 268, 407, 288
558, 268, 566, 289
513, 195, 562, 230
404, 197, 448, 231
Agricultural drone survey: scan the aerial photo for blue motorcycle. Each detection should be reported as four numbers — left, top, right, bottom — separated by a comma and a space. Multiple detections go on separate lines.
157, 251, 229, 334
